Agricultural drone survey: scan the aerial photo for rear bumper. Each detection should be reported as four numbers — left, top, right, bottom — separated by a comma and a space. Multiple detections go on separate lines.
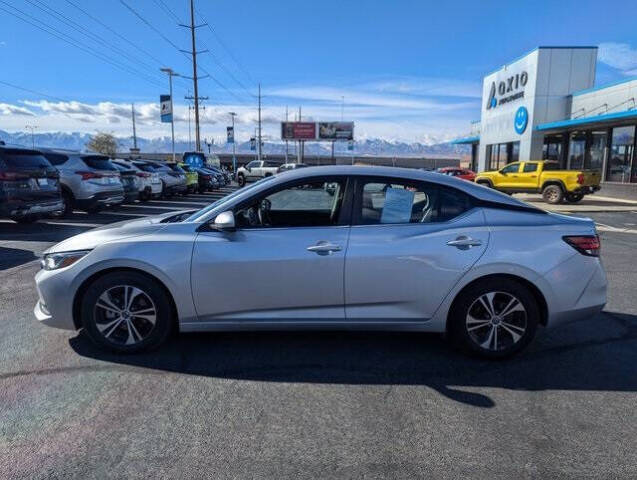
75, 190, 124, 209
1, 198, 64, 218
574, 185, 601, 194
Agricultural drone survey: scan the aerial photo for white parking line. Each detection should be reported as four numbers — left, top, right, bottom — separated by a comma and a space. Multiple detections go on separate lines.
147, 200, 210, 206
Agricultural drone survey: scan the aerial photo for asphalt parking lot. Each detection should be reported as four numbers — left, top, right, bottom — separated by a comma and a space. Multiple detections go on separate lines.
1, 188, 637, 479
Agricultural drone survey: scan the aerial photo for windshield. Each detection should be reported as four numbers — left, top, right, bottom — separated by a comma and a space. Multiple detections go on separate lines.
185, 175, 277, 222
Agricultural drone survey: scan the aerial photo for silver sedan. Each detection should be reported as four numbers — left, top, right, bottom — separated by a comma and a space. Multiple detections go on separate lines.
34, 166, 607, 358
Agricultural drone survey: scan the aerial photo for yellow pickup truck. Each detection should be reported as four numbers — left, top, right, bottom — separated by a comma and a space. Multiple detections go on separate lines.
474, 160, 601, 204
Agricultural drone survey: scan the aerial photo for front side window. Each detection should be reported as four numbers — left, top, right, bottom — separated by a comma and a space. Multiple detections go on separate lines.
356, 179, 472, 225
235, 179, 345, 228
500, 163, 520, 174
246, 161, 260, 169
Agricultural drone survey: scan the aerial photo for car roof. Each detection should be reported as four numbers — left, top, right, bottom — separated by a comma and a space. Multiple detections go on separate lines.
275, 165, 538, 209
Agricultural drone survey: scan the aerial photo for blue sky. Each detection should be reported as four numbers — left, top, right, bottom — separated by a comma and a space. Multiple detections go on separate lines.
2, 0, 637, 143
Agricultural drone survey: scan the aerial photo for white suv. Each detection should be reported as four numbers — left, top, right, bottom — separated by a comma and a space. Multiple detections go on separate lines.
236, 160, 280, 187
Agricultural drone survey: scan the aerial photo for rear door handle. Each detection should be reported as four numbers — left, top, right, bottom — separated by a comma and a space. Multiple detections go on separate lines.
307, 241, 342, 255
447, 236, 482, 250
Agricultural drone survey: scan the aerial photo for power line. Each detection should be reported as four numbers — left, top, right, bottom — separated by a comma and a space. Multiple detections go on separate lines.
0, 1, 164, 89
0, 80, 70, 103
25, 0, 166, 85
119, 0, 183, 53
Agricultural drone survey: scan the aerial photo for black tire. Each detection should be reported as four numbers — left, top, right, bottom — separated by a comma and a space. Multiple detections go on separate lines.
542, 184, 564, 204
80, 271, 173, 353
237, 174, 245, 187
12, 215, 37, 224
476, 180, 492, 189
85, 205, 102, 214
448, 278, 539, 359
565, 193, 584, 203
60, 189, 74, 216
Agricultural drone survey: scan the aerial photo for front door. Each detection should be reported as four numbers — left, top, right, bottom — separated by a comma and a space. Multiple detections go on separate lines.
345, 177, 489, 320
516, 162, 540, 191
191, 177, 351, 322
497, 162, 522, 190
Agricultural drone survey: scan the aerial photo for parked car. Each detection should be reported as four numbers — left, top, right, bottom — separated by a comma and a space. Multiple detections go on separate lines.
112, 159, 160, 201
144, 160, 187, 197
0, 144, 63, 223
474, 160, 601, 204
35, 165, 606, 358
278, 163, 308, 173
236, 160, 280, 187
437, 166, 477, 182
176, 162, 199, 193
112, 162, 141, 203
129, 161, 163, 199
202, 166, 227, 187
39, 148, 124, 215
193, 168, 220, 193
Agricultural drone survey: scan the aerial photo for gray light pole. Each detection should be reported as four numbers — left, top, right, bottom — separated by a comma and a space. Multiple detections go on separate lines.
160, 68, 180, 162
25, 124, 37, 149
229, 111, 237, 176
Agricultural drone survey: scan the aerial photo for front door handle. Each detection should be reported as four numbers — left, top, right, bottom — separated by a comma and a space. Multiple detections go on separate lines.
307, 241, 342, 255
447, 235, 482, 250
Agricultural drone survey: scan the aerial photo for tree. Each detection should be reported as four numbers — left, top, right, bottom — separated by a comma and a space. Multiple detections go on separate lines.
86, 132, 118, 158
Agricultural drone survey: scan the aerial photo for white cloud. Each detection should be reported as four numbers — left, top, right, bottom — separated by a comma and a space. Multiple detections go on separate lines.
598, 42, 637, 74
0, 103, 35, 116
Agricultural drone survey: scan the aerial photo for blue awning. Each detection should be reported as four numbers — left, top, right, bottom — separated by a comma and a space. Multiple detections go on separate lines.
536, 109, 637, 131
450, 135, 480, 145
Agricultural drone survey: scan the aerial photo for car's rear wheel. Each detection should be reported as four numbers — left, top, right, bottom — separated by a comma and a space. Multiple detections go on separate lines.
448, 278, 539, 358
59, 190, 74, 216
80, 271, 173, 353
237, 174, 245, 187
12, 215, 37, 224
542, 184, 564, 204
565, 193, 584, 203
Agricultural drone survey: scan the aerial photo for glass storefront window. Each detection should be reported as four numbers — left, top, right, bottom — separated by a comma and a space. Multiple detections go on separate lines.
568, 132, 586, 170
511, 142, 520, 163
543, 135, 564, 165
606, 126, 635, 183
587, 131, 607, 171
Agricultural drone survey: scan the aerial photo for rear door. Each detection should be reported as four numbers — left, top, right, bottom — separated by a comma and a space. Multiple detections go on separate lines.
515, 162, 540, 190
344, 177, 488, 321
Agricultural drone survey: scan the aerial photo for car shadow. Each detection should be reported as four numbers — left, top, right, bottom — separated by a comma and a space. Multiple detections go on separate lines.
69, 311, 637, 408
0, 246, 38, 270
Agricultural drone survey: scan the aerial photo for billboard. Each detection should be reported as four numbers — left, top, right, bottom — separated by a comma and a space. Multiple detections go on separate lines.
318, 122, 354, 141
160, 95, 172, 123
281, 122, 317, 140
227, 126, 234, 143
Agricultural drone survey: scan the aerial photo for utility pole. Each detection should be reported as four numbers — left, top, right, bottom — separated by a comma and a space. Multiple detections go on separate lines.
257, 83, 262, 162
285, 106, 289, 164
131, 103, 138, 151
180, 0, 208, 152
187, 104, 192, 149
160, 67, 179, 162
298, 106, 302, 163
229, 111, 237, 176
25, 124, 37, 149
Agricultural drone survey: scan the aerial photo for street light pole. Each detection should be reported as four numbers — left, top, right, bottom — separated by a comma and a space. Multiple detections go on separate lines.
229, 111, 237, 176
25, 124, 37, 149
160, 68, 180, 162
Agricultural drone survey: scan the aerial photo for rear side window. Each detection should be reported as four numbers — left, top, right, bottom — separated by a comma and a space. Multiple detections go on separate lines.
0, 149, 51, 168
523, 163, 538, 173
42, 153, 69, 166
543, 162, 560, 171
82, 155, 117, 171
356, 178, 473, 225
264, 161, 278, 168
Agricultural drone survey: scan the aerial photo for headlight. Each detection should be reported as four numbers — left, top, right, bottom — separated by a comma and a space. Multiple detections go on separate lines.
41, 250, 91, 271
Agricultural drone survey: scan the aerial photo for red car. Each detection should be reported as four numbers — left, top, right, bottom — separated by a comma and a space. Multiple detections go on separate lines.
437, 167, 477, 182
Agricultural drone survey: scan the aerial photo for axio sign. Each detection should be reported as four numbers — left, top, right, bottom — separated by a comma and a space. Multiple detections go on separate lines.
486, 71, 529, 109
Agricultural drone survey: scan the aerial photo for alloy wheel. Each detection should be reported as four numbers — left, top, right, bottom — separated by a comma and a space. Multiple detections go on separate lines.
465, 291, 527, 351
93, 285, 157, 346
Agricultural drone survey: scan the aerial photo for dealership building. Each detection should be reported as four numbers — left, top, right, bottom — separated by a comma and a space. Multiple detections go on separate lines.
453, 46, 637, 197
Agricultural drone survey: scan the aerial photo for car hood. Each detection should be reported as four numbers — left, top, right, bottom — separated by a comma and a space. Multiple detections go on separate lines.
44, 211, 182, 254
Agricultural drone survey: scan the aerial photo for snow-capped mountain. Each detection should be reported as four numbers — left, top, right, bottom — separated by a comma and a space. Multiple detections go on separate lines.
0, 130, 469, 157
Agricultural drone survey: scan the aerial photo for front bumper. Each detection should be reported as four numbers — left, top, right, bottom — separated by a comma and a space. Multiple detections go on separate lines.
34, 267, 77, 330
1, 199, 64, 218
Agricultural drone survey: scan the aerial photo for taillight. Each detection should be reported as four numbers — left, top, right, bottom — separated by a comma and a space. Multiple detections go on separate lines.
563, 235, 600, 257
577, 173, 585, 185
136, 172, 151, 178
0, 171, 30, 180
75, 170, 103, 181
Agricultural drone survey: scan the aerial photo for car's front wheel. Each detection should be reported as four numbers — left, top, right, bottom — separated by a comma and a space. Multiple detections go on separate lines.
448, 278, 539, 358
237, 174, 245, 187
80, 271, 173, 353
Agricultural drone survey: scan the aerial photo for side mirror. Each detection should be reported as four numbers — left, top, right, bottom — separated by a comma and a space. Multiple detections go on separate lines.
212, 210, 235, 231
